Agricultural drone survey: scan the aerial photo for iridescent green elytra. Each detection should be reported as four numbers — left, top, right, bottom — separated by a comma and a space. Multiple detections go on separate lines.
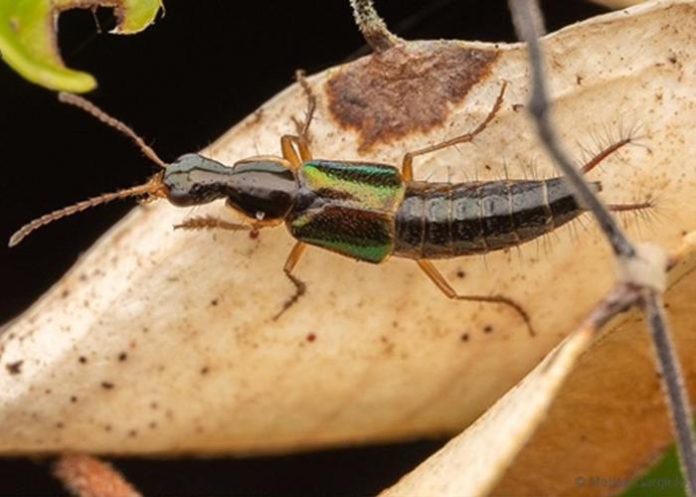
287, 160, 405, 263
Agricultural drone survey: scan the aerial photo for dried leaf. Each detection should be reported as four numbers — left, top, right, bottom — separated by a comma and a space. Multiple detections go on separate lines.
381, 233, 696, 497
383, 2, 696, 494
491, 233, 696, 496
589, 0, 647, 8
0, 0, 162, 92
1, 1, 695, 495
380, 307, 603, 497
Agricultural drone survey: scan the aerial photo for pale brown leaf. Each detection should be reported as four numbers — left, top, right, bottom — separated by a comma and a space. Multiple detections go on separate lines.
0, 5, 694, 497
589, 0, 647, 9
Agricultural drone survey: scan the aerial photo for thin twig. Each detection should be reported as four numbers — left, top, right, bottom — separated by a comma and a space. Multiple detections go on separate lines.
54, 454, 142, 497
508, 0, 696, 494
349, 0, 403, 53
344, 0, 453, 61
642, 289, 696, 493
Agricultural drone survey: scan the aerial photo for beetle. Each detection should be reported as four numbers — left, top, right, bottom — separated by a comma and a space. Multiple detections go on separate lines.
10, 80, 648, 336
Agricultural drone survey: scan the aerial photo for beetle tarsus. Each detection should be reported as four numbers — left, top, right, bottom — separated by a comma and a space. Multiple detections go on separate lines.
273, 272, 306, 321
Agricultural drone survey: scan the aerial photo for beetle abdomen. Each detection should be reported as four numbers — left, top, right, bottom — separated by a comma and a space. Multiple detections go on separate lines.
393, 178, 599, 259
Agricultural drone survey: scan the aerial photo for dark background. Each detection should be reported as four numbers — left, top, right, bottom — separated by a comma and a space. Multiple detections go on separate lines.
0, 0, 608, 495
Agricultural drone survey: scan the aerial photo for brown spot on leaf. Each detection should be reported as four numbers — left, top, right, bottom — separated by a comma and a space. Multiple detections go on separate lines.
6, 360, 23, 375
101, 381, 115, 390
326, 41, 499, 152
306, 333, 317, 343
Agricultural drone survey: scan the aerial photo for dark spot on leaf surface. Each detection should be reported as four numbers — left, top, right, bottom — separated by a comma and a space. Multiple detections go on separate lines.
327, 41, 499, 152
6, 360, 23, 375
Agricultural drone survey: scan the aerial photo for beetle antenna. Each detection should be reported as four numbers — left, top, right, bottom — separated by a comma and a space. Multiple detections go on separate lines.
58, 93, 168, 169
9, 174, 167, 247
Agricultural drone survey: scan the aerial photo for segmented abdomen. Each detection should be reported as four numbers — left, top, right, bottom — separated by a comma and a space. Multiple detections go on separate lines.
393, 178, 600, 259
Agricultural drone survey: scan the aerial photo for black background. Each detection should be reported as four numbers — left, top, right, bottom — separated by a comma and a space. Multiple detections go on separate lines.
1, 1, 607, 495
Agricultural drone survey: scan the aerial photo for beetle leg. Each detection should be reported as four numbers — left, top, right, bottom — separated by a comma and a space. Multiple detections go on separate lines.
281, 135, 312, 166
401, 82, 507, 181
175, 219, 308, 319
579, 137, 634, 174
416, 259, 535, 337
281, 135, 303, 168
274, 242, 308, 320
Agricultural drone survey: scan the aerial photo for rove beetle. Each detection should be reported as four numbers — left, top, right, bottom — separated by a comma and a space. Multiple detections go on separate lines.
10, 76, 649, 336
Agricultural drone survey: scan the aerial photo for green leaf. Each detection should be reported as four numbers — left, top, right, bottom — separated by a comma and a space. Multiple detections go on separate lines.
621, 446, 686, 497
0, 0, 162, 93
